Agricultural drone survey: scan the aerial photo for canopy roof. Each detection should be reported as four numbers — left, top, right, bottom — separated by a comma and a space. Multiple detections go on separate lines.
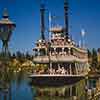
50, 26, 64, 33
0, 8, 15, 26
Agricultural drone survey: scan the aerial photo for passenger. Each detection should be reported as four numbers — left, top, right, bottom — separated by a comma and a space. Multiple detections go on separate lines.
56, 65, 61, 74
49, 68, 53, 74
61, 67, 66, 74
53, 69, 55, 74
33, 70, 37, 74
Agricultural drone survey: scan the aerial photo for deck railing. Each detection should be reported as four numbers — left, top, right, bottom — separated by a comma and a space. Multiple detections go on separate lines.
33, 55, 88, 63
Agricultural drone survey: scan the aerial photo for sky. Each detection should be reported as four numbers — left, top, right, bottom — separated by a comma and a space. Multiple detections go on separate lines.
0, 0, 100, 54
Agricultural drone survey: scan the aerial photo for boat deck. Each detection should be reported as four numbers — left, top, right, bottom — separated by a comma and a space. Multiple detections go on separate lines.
30, 73, 88, 78
29, 73, 88, 86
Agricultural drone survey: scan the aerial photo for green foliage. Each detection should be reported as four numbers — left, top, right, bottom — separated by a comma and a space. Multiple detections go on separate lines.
87, 48, 100, 71
33, 64, 48, 72
25, 51, 32, 60
12, 53, 16, 59
15, 51, 25, 63
97, 48, 100, 53
91, 48, 98, 68
0, 51, 11, 61
87, 49, 92, 58
87, 49, 92, 65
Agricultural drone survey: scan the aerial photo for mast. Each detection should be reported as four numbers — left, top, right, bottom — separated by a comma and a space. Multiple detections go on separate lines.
40, 4, 45, 40
49, 12, 52, 41
64, 0, 69, 40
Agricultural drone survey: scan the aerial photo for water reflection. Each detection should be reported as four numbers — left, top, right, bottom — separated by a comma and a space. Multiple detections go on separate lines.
30, 79, 86, 100
0, 64, 25, 100
0, 66, 100, 100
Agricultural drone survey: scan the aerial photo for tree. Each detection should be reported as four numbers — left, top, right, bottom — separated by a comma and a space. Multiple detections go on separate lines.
97, 48, 100, 63
12, 53, 16, 59
16, 51, 22, 59
91, 48, 98, 69
16, 51, 25, 63
97, 48, 100, 53
25, 51, 31, 60
97, 48, 100, 69
87, 49, 92, 64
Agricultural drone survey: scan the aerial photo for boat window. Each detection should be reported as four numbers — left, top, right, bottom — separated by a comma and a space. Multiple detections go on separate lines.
50, 48, 54, 52
70, 48, 73, 55
39, 49, 46, 56
64, 48, 69, 52
56, 48, 62, 53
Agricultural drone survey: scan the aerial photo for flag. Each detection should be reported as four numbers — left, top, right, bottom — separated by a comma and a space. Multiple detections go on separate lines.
79, 40, 81, 47
49, 12, 51, 22
81, 29, 85, 37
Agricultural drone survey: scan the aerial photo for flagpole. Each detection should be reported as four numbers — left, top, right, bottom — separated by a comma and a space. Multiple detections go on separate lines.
48, 12, 52, 68
49, 12, 52, 41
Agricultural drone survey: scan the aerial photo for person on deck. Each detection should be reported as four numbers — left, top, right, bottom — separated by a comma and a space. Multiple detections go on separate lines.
61, 67, 66, 74
56, 65, 62, 74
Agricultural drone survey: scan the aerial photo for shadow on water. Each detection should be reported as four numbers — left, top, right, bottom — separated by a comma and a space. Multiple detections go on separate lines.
29, 79, 87, 100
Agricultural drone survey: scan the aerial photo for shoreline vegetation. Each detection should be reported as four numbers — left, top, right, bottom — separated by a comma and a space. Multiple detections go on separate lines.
0, 51, 34, 75
88, 48, 100, 76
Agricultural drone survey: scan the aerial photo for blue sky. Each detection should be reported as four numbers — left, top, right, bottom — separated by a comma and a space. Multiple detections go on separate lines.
0, 0, 100, 53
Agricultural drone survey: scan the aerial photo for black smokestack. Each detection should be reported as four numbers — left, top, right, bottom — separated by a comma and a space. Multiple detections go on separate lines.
40, 4, 45, 40
64, 0, 69, 40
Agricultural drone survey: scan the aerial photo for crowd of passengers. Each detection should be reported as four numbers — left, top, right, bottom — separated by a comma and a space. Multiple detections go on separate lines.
48, 66, 67, 75
33, 66, 69, 75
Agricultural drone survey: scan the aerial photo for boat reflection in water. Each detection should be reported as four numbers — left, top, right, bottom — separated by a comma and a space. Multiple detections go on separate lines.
30, 79, 86, 100
29, 76, 100, 100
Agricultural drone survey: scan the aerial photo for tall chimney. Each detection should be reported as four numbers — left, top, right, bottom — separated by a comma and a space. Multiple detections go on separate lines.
64, 0, 69, 40
40, 4, 45, 40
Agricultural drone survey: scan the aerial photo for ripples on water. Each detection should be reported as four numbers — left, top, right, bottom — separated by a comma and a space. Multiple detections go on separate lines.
0, 74, 99, 100
0, 78, 86, 100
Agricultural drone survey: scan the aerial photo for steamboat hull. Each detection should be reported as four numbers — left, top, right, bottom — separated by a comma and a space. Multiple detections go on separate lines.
29, 74, 86, 86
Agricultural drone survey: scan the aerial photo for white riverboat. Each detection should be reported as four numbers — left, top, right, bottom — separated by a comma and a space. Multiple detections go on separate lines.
30, 0, 90, 86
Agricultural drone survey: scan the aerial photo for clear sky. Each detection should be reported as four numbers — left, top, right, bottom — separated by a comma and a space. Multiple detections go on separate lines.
0, 0, 100, 53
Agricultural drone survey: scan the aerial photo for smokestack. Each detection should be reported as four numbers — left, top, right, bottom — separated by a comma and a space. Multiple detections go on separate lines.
40, 4, 45, 40
64, 0, 69, 40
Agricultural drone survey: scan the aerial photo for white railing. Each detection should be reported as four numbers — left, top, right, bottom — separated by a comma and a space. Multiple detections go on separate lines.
33, 55, 88, 63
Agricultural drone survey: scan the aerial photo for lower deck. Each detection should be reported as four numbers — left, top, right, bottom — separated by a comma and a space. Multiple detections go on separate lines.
29, 74, 87, 86
33, 62, 89, 76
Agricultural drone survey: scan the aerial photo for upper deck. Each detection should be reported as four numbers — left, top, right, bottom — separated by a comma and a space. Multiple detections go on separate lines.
33, 26, 88, 63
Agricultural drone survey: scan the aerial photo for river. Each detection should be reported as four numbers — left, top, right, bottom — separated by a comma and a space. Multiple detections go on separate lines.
0, 75, 99, 100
